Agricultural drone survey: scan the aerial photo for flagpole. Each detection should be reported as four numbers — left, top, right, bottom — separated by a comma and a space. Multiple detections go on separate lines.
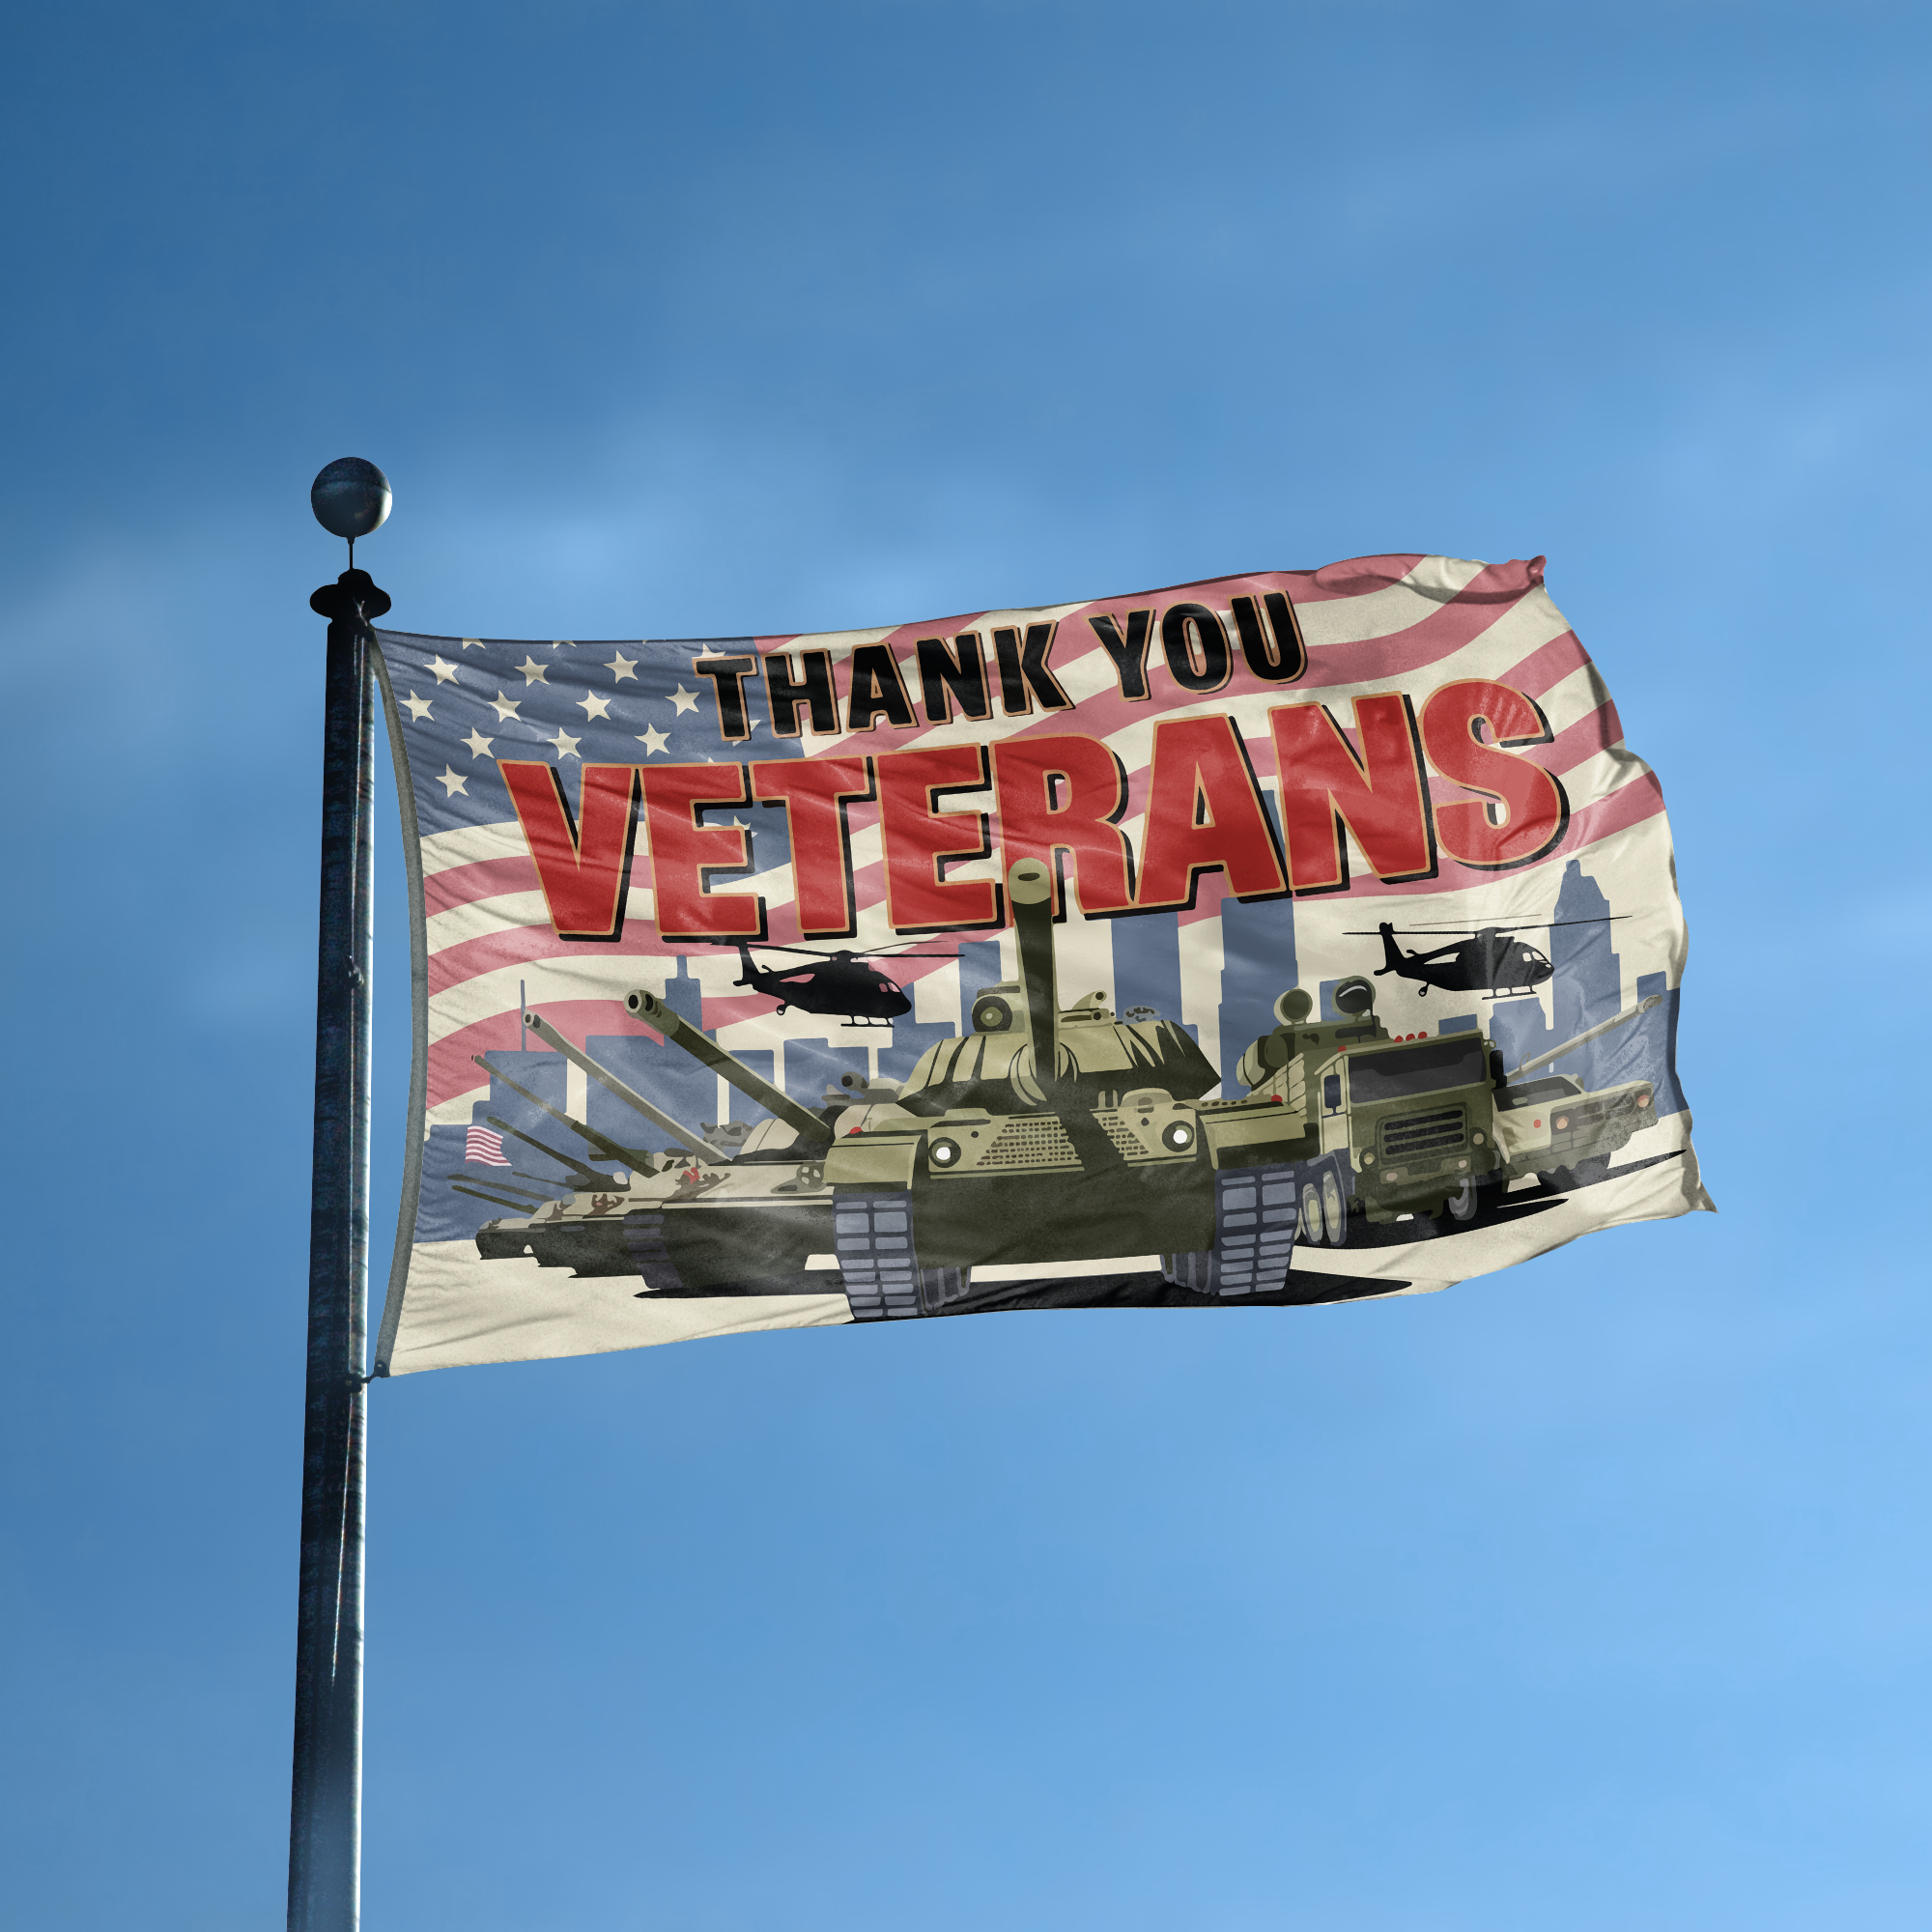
292, 463, 392, 1932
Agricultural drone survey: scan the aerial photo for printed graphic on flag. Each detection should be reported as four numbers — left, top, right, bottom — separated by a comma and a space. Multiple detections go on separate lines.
367, 554, 1712, 1378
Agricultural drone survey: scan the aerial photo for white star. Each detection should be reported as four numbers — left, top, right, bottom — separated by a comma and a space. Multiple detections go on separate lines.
576, 691, 612, 721
517, 656, 549, 685
606, 652, 638, 682
429, 656, 458, 685
462, 727, 494, 759
548, 726, 582, 760
401, 691, 434, 722
668, 684, 699, 714
552, 639, 576, 649
636, 724, 669, 755
460, 637, 485, 650
488, 691, 522, 723
437, 767, 469, 797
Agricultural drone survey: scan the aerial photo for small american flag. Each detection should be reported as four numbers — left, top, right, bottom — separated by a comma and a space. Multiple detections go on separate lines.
465, 1126, 512, 1167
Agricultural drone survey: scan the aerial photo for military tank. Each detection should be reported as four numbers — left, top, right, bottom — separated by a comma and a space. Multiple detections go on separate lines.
472, 859, 1333, 1313
588, 859, 1317, 1316
469, 997, 844, 1288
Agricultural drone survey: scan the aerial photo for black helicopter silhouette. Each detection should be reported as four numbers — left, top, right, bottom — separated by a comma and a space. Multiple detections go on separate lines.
712, 940, 963, 1027
1349, 917, 1629, 998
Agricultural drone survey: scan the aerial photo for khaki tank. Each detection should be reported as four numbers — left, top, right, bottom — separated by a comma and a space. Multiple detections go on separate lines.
606, 860, 1314, 1316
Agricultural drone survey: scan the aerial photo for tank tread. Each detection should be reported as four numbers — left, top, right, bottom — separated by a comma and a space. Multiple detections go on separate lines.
831, 1192, 972, 1320
621, 1209, 689, 1293
833, 1191, 924, 1321
1162, 1164, 1300, 1296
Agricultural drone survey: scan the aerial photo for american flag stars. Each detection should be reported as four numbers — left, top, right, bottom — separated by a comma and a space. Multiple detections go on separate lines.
377, 629, 788, 843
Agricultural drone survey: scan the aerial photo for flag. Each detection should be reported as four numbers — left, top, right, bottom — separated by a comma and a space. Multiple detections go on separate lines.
465, 1126, 511, 1168
367, 554, 1711, 1376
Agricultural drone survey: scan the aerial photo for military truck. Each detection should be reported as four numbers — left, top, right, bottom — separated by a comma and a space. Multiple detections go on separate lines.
1221, 980, 1663, 1244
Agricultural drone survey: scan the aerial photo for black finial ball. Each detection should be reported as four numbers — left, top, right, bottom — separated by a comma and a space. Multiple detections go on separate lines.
310, 457, 392, 541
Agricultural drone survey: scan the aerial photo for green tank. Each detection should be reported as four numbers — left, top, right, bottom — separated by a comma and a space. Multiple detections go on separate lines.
477, 860, 1321, 1313
685, 856, 1316, 1317
471, 1000, 844, 1291
470, 869, 1664, 1319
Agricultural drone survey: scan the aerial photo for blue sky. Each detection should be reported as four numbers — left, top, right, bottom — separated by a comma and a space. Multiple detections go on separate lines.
2, 4, 1928, 1927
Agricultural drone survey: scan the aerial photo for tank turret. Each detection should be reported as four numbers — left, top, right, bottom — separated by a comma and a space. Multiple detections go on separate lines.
893, 858, 1219, 1114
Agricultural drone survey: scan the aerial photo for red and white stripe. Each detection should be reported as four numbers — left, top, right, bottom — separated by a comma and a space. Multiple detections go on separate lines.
412, 555, 1677, 1123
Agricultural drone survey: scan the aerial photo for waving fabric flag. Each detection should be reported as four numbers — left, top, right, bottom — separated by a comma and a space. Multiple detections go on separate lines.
367, 554, 1711, 1377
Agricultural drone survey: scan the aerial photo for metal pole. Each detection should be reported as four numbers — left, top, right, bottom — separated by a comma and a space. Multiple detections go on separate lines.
289, 566, 389, 1932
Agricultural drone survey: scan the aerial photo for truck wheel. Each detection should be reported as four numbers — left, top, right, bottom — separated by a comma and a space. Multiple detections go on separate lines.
1446, 1178, 1478, 1223
1299, 1177, 1324, 1244
1321, 1165, 1349, 1248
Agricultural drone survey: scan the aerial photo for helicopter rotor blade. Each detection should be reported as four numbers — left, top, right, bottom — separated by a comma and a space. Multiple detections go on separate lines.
1344, 916, 1631, 936
697, 939, 970, 963
698, 942, 853, 957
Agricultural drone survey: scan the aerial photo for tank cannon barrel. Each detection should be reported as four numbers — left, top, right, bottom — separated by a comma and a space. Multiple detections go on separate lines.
520, 1011, 720, 1163
1505, 993, 1662, 1081
484, 1115, 616, 1192
449, 1179, 550, 1214
1008, 858, 1059, 1095
472, 1054, 654, 1171
625, 990, 833, 1142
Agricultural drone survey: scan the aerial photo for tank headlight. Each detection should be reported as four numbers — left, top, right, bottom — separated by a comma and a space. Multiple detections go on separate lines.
1553, 1114, 1570, 1131
928, 1136, 961, 1168
1361, 1150, 1375, 1165
1470, 1132, 1484, 1146
1635, 1090, 1653, 1109
972, 997, 1012, 1033
1160, 1120, 1196, 1151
